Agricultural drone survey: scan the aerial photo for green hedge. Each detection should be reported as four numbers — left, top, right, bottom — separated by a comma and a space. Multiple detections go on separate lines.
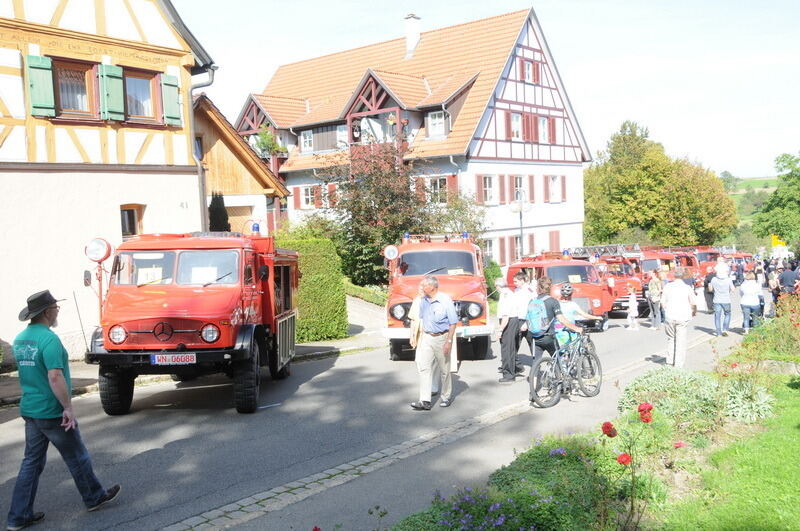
344, 278, 387, 306
276, 238, 348, 342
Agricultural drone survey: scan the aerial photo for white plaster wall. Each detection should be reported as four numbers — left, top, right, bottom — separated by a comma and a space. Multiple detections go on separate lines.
208, 194, 270, 235
133, 0, 181, 49
58, 0, 95, 35
173, 133, 189, 165
54, 128, 83, 163
105, 0, 141, 42
0, 170, 202, 359
24, 0, 60, 25
0, 73, 26, 119
0, 126, 25, 161
73, 129, 102, 163
0, 0, 14, 18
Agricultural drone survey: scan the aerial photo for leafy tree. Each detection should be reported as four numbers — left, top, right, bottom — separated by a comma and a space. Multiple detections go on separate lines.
483, 259, 502, 301
737, 188, 769, 217
611, 227, 660, 246
715, 223, 770, 254
719, 170, 741, 194
753, 152, 800, 247
208, 192, 230, 232
254, 124, 285, 157
429, 192, 487, 237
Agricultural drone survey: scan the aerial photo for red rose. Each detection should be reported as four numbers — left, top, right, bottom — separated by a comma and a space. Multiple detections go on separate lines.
731, 363, 738, 368
637, 402, 654, 413
601, 421, 616, 437
617, 453, 632, 465
722, 373, 729, 377
640, 411, 653, 423
313, 527, 322, 531
674, 441, 687, 448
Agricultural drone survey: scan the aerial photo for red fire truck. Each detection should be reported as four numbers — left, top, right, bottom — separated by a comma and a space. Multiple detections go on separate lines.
568, 244, 648, 315
382, 233, 492, 361
84, 232, 298, 415
506, 253, 614, 330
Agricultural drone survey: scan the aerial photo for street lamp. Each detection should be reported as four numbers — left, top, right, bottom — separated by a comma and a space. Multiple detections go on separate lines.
509, 190, 532, 257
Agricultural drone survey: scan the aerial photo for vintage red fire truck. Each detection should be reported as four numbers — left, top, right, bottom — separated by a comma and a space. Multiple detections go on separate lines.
84, 232, 298, 415
382, 233, 492, 361
692, 246, 721, 273
568, 244, 648, 315
506, 253, 614, 330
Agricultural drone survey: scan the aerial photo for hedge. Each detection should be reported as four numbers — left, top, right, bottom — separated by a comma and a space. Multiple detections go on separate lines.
276, 238, 348, 342
344, 278, 387, 306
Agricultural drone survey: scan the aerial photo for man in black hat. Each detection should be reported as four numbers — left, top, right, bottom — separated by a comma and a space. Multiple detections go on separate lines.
7, 290, 120, 531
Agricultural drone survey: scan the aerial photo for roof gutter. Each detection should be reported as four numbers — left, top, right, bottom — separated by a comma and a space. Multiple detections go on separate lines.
190, 65, 218, 231
441, 102, 460, 177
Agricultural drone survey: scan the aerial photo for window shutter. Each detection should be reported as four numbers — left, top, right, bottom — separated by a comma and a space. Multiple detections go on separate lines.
98, 64, 125, 121
161, 74, 182, 126
475, 175, 484, 204
522, 113, 530, 142
518, 57, 525, 80
532, 115, 539, 143
549, 117, 556, 145
26, 55, 55, 117
543, 175, 550, 203
549, 230, 560, 252
424, 113, 431, 138
508, 175, 515, 201
504, 111, 512, 140
313, 185, 322, 208
528, 175, 535, 202
528, 234, 535, 255
327, 183, 337, 206
561, 175, 567, 202
446, 174, 458, 198
499, 237, 506, 266
533, 61, 541, 84
498, 174, 506, 204
293, 187, 301, 210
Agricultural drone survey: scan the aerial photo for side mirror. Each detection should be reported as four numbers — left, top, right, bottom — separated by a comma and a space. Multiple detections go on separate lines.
606, 277, 615, 288
83, 270, 92, 287
258, 265, 269, 281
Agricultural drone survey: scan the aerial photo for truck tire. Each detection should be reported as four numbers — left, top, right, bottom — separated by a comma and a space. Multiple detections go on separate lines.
233, 339, 260, 413
470, 336, 490, 360
99, 368, 135, 415
390, 339, 410, 361
275, 360, 291, 379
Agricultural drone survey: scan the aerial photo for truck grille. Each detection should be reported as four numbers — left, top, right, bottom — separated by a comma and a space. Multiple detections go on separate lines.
573, 297, 590, 312
123, 318, 203, 345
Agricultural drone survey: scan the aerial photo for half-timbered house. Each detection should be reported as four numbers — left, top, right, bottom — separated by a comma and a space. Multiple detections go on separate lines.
0, 0, 214, 357
235, 8, 590, 267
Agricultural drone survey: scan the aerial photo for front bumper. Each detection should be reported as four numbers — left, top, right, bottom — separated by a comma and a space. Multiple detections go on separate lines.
382, 324, 493, 340
85, 347, 248, 370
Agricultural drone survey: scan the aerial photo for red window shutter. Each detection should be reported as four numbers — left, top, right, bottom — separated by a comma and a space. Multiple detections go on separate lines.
518, 57, 525, 80
475, 175, 484, 204
509, 175, 516, 201
313, 186, 322, 208
528, 233, 535, 255
549, 230, 560, 252
532, 115, 539, 143
522, 113, 530, 142
446, 174, 458, 198
543, 176, 550, 203
561, 175, 567, 202
293, 187, 301, 210
504, 111, 512, 140
528, 175, 535, 202
327, 183, 337, 206
498, 237, 506, 266
549, 117, 557, 144
499, 174, 506, 204
533, 61, 541, 84
415, 177, 426, 200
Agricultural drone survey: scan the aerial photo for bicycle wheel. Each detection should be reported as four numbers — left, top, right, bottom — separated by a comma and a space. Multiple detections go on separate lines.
530, 356, 562, 408
577, 349, 602, 397
581, 336, 597, 358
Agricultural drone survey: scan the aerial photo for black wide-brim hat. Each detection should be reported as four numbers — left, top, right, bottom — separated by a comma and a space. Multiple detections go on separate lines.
19, 290, 65, 321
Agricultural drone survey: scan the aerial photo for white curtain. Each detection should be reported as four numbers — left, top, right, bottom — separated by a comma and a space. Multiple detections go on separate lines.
125, 77, 152, 117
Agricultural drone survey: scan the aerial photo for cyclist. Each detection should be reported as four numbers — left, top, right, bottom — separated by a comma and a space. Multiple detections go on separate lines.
554, 283, 602, 345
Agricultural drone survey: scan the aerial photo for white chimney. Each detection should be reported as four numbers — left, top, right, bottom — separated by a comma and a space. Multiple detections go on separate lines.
405, 14, 420, 59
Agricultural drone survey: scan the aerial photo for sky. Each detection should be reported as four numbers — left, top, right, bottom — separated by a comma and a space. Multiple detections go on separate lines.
171, 0, 799, 178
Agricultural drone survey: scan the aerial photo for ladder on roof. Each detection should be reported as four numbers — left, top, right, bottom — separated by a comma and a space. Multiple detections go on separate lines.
568, 243, 642, 258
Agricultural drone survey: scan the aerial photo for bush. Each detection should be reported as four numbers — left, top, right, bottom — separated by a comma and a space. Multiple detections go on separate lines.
732, 295, 800, 364
725, 379, 775, 423
483, 259, 502, 301
275, 238, 348, 342
343, 279, 387, 306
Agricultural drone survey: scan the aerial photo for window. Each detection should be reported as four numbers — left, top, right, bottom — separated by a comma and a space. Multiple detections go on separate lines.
482, 175, 495, 204
301, 130, 313, 151
53, 60, 95, 118
398, 251, 476, 276
301, 186, 314, 208
538, 116, 549, 144
177, 250, 239, 285
336, 124, 349, 148
194, 136, 203, 160
429, 176, 447, 203
510, 113, 523, 140
274, 265, 292, 314
524, 61, 533, 82
548, 175, 561, 202
483, 239, 494, 261
514, 175, 525, 201
514, 236, 523, 260
120, 204, 144, 239
428, 111, 445, 137
124, 71, 156, 121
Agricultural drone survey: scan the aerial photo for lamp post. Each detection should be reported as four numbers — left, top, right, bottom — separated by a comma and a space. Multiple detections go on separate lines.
509, 190, 532, 258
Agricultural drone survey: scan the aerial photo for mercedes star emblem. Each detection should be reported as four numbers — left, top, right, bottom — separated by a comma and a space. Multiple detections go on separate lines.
153, 322, 174, 341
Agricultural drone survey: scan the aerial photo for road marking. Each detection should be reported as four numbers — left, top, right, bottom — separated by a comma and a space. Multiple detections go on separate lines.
162, 331, 728, 530
257, 402, 282, 410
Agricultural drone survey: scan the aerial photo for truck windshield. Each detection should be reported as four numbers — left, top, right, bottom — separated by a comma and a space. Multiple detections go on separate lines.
398, 251, 475, 276
177, 250, 239, 285
642, 259, 661, 273
548, 265, 599, 284
696, 252, 719, 262
606, 263, 633, 276
114, 251, 176, 285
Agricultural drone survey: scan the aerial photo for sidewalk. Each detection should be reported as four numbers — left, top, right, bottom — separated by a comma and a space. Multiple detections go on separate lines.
0, 296, 387, 407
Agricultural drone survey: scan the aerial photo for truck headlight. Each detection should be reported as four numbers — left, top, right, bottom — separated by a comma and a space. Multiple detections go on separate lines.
390, 304, 407, 320
201, 324, 220, 343
465, 302, 482, 318
592, 299, 601, 308
109, 325, 127, 344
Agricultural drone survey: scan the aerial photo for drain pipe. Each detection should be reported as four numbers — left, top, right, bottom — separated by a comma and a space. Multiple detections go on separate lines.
189, 65, 218, 231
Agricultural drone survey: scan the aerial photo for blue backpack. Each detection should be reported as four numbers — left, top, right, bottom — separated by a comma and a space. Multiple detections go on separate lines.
527, 296, 553, 338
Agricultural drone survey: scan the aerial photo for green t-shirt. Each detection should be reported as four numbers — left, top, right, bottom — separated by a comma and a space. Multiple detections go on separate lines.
13, 323, 72, 418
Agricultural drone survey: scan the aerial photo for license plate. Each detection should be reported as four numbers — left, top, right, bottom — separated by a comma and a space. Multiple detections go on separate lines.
150, 353, 196, 365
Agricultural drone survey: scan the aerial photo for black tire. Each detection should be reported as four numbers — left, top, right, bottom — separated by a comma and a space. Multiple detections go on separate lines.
529, 356, 562, 408
275, 360, 290, 379
233, 339, 260, 413
577, 349, 602, 397
390, 339, 410, 361
99, 368, 135, 415
638, 303, 651, 318
470, 336, 490, 360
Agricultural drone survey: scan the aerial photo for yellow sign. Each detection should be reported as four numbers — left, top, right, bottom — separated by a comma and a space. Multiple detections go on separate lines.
771, 234, 787, 247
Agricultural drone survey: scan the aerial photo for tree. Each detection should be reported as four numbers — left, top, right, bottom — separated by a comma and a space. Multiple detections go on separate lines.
208, 192, 230, 232
429, 192, 487, 237
719, 170, 741, 194
753, 152, 800, 246
253, 124, 284, 158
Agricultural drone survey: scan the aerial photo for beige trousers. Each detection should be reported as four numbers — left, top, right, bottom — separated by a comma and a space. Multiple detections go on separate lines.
664, 319, 689, 368
416, 333, 452, 402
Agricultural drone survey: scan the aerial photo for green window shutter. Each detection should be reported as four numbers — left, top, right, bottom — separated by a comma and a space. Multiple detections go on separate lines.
98, 64, 125, 121
26, 55, 55, 117
161, 74, 181, 126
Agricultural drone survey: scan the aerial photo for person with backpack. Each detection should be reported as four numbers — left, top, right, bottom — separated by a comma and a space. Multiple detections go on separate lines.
525, 276, 583, 366
554, 283, 602, 345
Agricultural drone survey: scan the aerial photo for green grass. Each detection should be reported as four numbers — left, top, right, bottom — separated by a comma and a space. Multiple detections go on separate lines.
736, 177, 778, 191
659, 377, 800, 530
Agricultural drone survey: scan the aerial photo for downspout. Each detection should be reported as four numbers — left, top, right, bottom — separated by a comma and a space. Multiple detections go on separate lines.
442, 102, 460, 176
189, 65, 218, 231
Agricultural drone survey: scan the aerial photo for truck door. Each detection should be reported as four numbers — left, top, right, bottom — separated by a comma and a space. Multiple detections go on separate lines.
242, 251, 261, 325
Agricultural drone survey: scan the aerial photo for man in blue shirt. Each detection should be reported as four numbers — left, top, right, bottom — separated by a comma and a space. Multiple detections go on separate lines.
411, 276, 458, 410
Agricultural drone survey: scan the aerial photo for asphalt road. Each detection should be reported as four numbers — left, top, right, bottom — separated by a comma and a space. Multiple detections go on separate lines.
0, 301, 748, 530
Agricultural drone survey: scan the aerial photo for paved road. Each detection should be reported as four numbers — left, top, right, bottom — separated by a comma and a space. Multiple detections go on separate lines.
0, 300, 748, 530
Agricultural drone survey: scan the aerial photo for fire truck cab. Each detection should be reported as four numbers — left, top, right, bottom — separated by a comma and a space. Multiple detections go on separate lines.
382, 233, 492, 361
84, 232, 298, 415
506, 253, 613, 331
568, 244, 648, 315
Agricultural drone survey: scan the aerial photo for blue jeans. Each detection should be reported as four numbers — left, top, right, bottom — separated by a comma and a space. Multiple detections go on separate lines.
741, 304, 761, 329
714, 303, 731, 334
8, 417, 105, 527
648, 299, 662, 329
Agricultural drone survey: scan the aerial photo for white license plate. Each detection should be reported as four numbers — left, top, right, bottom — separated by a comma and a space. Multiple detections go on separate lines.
150, 353, 196, 365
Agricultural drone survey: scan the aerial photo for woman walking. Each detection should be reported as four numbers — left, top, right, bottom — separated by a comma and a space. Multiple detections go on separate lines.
739, 272, 762, 333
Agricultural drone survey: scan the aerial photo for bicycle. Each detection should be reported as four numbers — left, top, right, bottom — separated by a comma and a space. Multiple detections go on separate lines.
529, 327, 602, 408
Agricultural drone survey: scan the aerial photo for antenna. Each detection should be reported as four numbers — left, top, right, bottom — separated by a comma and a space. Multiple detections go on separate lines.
73, 291, 90, 353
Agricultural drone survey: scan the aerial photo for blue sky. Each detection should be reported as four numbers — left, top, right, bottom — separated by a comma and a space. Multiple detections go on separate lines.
172, 0, 799, 177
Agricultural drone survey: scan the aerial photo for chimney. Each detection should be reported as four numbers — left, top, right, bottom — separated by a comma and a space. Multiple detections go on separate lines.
404, 14, 420, 59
